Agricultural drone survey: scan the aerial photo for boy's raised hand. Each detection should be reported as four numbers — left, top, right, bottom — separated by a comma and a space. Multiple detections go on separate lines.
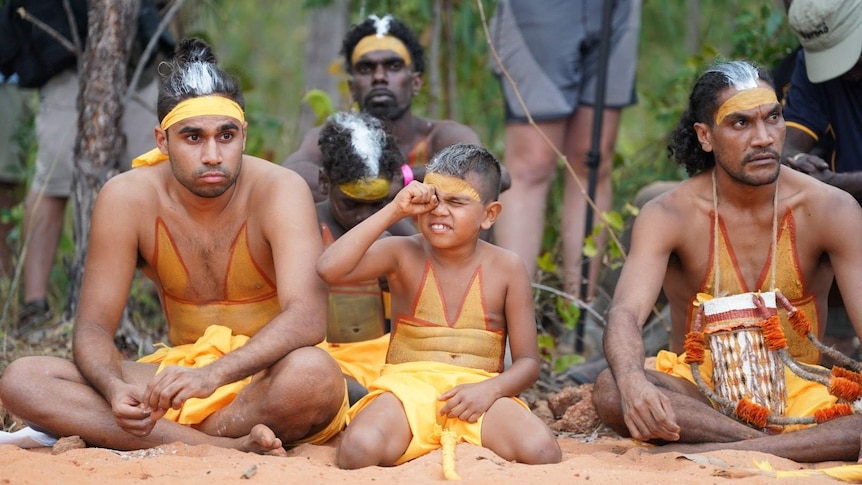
394, 181, 439, 217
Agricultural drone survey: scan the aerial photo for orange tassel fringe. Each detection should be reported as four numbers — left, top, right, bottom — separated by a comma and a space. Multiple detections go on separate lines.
684, 331, 705, 364
760, 315, 787, 351
814, 403, 853, 424
832, 366, 862, 385
829, 377, 862, 402
788, 310, 812, 337
736, 398, 770, 429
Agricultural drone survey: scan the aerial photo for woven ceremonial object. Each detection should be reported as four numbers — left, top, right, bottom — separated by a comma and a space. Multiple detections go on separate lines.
702, 292, 786, 415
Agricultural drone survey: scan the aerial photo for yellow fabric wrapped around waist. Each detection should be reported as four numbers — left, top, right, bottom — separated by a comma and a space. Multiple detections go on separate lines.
349, 361, 529, 465
318, 333, 390, 387
138, 324, 251, 425
656, 349, 838, 433
386, 321, 505, 373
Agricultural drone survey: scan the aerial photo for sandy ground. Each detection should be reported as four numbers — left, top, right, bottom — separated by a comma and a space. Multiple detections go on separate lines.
0, 332, 852, 484
0, 433, 848, 484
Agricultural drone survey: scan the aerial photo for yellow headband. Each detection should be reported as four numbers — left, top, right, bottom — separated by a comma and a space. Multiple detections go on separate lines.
424, 173, 480, 202
161, 96, 245, 130
351, 34, 412, 66
132, 96, 246, 168
713, 87, 778, 125
339, 178, 391, 201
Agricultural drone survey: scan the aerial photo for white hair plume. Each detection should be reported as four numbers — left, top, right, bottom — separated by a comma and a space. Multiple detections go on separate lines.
334, 112, 384, 178
176, 62, 217, 95
709, 60, 760, 90
368, 14, 393, 37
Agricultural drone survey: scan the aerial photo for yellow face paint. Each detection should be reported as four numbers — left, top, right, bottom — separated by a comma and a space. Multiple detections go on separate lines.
423, 173, 480, 202
713, 87, 778, 126
133, 96, 246, 168
351, 34, 412, 66
338, 178, 391, 201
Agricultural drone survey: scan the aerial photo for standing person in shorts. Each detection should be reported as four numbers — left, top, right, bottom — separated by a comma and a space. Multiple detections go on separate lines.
489, 0, 641, 300
0, 74, 31, 278
7, 0, 173, 335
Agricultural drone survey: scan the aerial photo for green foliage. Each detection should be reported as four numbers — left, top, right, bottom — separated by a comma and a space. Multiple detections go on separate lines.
728, 4, 797, 66
2, 0, 802, 371
538, 333, 585, 374
302, 89, 337, 126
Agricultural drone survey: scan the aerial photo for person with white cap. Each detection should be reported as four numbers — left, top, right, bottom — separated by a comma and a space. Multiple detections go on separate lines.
782, 0, 862, 369
782, 0, 862, 198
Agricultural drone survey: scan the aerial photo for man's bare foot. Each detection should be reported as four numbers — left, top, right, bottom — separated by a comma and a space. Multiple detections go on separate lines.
237, 424, 286, 456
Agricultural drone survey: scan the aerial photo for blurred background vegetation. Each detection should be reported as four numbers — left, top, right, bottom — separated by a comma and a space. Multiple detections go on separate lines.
1, 0, 799, 361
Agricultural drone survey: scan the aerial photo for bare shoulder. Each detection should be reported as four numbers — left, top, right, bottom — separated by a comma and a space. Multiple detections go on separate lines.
429, 118, 481, 148
246, 156, 310, 191
480, 240, 529, 274
638, 176, 708, 225
783, 167, 862, 223
98, 164, 162, 208
281, 126, 324, 168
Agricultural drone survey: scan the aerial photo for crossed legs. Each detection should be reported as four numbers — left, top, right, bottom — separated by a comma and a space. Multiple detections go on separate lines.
592, 368, 862, 462
0, 346, 345, 453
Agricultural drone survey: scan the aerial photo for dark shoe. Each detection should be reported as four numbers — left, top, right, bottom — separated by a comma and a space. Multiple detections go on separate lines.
14, 300, 53, 339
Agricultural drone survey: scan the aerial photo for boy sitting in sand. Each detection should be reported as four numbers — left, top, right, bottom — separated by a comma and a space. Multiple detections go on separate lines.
317, 143, 561, 468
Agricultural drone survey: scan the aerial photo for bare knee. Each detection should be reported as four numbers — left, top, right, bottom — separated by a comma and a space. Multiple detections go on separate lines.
1, 357, 56, 401
265, 347, 345, 423
507, 159, 556, 186
336, 423, 387, 469
516, 429, 562, 464
592, 368, 628, 435
0, 356, 75, 421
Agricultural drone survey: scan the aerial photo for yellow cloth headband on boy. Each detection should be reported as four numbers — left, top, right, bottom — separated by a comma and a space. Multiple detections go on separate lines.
423, 173, 480, 202
132, 96, 246, 168
339, 178, 391, 201
713, 87, 778, 126
351, 35, 412, 66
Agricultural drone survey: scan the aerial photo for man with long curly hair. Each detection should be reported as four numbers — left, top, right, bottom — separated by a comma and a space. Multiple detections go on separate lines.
592, 60, 862, 462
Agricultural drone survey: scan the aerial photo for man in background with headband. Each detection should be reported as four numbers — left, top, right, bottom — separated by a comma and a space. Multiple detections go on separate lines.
591, 60, 862, 462
283, 14, 490, 203
0, 38, 348, 454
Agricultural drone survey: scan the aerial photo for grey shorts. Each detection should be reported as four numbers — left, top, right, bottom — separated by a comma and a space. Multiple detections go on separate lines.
490, 0, 641, 122
0, 83, 34, 184
31, 69, 159, 197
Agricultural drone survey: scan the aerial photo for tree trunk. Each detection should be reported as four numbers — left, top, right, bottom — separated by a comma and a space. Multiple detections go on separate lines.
297, 0, 348, 136
428, 0, 442, 118
65, 0, 139, 321
686, 0, 700, 55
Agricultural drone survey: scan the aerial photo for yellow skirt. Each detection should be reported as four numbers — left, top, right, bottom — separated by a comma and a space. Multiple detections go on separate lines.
349, 361, 529, 464
138, 325, 251, 425
318, 333, 389, 387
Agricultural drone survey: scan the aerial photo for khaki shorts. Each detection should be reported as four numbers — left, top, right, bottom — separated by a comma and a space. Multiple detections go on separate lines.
31, 69, 159, 197
490, 0, 641, 122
